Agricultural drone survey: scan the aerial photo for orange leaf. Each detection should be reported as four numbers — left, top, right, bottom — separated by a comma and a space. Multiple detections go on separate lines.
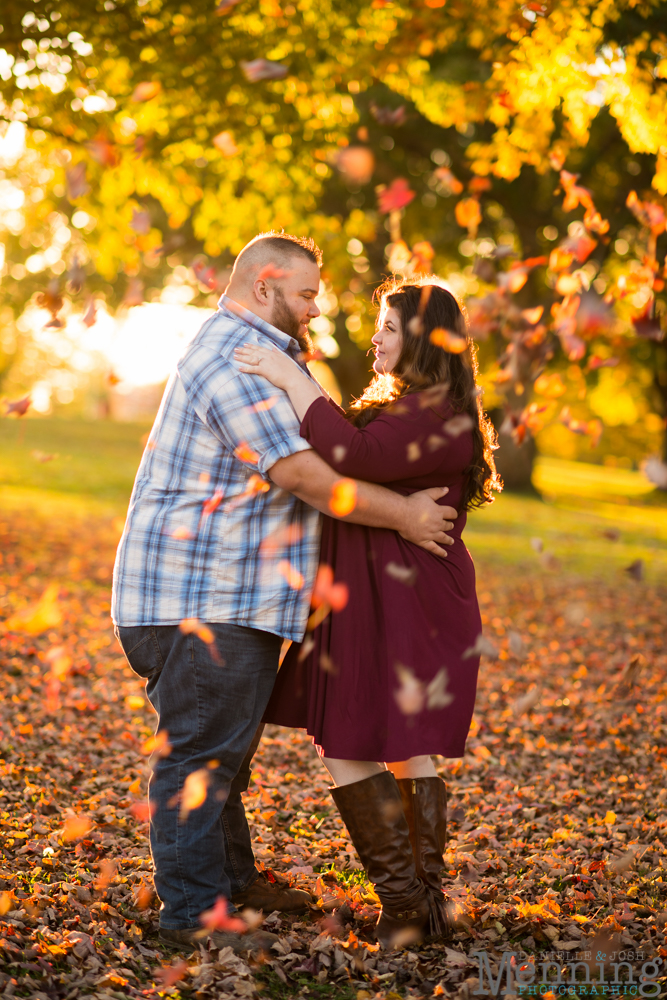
141, 730, 172, 757
62, 815, 92, 842
200, 896, 247, 932
132, 81, 162, 102
454, 197, 482, 233
277, 560, 304, 590
329, 478, 357, 516
201, 490, 224, 517
234, 442, 260, 465
312, 564, 349, 612
429, 328, 468, 353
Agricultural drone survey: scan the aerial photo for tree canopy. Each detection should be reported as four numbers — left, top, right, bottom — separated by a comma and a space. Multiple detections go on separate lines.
1, 0, 667, 473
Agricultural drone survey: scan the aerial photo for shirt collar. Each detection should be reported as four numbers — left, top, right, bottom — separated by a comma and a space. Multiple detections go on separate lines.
217, 293, 301, 355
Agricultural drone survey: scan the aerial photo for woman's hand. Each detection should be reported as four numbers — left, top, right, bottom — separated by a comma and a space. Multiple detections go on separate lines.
234, 343, 305, 392
234, 342, 325, 420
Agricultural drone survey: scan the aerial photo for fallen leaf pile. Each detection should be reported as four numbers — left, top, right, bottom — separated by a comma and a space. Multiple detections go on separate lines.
0, 500, 666, 998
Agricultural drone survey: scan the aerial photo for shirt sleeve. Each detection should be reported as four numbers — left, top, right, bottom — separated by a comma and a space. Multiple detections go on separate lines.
177, 344, 311, 477
299, 394, 462, 482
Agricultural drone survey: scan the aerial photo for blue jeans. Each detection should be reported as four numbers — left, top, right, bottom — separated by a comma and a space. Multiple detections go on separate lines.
114, 622, 281, 930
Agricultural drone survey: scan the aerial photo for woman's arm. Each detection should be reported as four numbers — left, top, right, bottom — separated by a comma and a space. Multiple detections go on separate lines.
234, 343, 326, 420
300, 394, 463, 483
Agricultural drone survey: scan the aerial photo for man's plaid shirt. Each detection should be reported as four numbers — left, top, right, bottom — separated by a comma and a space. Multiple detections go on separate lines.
111, 295, 321, 641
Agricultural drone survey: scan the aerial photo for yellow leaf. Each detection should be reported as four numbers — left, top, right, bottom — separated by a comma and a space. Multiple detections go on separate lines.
62, 815, 92, 842
125, 694, 145, 710
3, 583, 62, 635
604, 810, 616, 825
0, 891, 15, 916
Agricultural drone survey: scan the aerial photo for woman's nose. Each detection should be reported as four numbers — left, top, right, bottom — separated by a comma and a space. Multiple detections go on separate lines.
371, 332, 382, 346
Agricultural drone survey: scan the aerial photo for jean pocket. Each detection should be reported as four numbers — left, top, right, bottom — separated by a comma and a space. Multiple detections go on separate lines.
115, 625, 164, 680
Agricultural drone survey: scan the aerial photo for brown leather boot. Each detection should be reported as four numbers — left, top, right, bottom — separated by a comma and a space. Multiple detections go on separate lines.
231, 870, 314, 913
331, 771, 430, 948
397, 776, 452, 938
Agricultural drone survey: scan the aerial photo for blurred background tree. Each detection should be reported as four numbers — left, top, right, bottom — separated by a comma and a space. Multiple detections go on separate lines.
1, 0, 666, 487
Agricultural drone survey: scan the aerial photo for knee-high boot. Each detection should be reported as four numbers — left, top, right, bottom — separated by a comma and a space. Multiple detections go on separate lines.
396, 776, 452, 938
330, 771, 430, 948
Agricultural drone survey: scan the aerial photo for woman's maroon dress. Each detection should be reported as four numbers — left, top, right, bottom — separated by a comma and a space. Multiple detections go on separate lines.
263, 391, 482, 761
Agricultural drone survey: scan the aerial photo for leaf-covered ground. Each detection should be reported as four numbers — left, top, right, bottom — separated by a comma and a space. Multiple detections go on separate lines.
1, 494, 667, 999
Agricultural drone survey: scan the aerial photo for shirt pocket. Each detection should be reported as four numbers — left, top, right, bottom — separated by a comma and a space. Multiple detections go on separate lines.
115, 625, 165, 680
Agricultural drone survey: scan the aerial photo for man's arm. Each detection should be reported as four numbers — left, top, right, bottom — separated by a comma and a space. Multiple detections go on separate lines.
269, 450, 456, 557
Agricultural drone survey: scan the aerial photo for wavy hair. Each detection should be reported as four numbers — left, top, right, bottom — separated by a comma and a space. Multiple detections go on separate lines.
347, 276, 501, 510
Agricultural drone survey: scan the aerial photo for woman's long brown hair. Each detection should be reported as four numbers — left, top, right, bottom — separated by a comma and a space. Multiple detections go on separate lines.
346, 277, 502, 511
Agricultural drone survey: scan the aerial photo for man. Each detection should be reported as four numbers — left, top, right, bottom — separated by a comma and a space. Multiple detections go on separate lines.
111, 232, 457, 951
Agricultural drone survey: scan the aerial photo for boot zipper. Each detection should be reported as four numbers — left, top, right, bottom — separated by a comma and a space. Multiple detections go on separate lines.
412, 779, 421, 878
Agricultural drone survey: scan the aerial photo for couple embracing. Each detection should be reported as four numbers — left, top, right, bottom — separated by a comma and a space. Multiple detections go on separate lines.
111, 231, 500, 952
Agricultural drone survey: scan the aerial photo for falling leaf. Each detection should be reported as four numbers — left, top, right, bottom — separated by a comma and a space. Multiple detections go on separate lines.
82, 298, 97, 327
624, 559, 644, 582
377, 178, 416, 213
335, 146, 375, 185
201, 490, 225, 517
312, 565, 349, 612
234, 442, 261, 465
454, 198, 482, 234
587, 354, 619, 371
385, 562, 417, 586
130, 801, 156, 822
3, 583, 62, 635
31, 450, 57, 463
411, 240, 435, 273
513, 686, 540, 715
171, 526, 194, 540
155, 961, 188, 988
213, 131, 239, 156
131, 81, 162, 102
62, 815, 92, 842
329, 478, 357, 516
260, 524, 304, 559
85, 135, 118, 167
277, 560, 304, 590
6, 395, 31, 417
462, 634, 497, 659
642, 456, 667, 489
632, 306, 664, 341
179, 619, 223, 663
179, 768, 210, 821
0, 892, 15, 917
430, 328, 468, 353
248, 396, 279, 413
141, 730, 172, 756
123, 277, 144, 307
130, 209, 151, 234
394, 663, 425, 715
65, 162, 89, 200
215, 0, 242, 11
444, 413, 474, 436
200, 895, 247, 932
426, 668, 454, 709
227, 474, 270, 508
256, 263, 290, 281
240, 59, 288, 82
332, 445, 347, 464
407, 441, 421, 462
508, 631, 525, 658
433, 167, 463, 195
95, 859, 117, 891
370, 103, 406, 126
534, 373, 566, 397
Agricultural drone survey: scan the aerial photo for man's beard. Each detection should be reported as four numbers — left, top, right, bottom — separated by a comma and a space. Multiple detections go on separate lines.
271, 287, 313, 354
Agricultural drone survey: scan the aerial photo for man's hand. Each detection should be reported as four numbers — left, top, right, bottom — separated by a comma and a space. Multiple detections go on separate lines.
399, 487, 457, 557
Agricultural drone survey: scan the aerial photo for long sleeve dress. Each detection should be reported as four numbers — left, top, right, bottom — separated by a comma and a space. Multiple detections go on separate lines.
262, 390, 482, 761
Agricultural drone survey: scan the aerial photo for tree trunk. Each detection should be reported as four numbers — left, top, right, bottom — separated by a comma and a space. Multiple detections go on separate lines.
489, 405, 540, 494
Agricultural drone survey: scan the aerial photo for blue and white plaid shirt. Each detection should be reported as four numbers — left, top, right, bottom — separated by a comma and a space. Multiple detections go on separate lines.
111, 295, 321, 641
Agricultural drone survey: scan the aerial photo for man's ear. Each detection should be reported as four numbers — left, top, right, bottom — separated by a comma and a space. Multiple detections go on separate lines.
252, 277, 271, 308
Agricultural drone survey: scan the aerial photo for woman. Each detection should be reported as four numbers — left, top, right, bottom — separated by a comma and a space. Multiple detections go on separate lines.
234, 278, 500, 947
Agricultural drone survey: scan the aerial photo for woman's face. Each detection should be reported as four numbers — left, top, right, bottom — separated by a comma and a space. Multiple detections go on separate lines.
372, 306, 403, 375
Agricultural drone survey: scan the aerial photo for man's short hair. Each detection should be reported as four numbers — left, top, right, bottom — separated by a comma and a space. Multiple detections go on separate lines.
234, 231, 323, 277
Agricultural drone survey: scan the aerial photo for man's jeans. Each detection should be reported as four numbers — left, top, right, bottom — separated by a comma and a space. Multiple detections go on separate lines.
114, 622, 281, 930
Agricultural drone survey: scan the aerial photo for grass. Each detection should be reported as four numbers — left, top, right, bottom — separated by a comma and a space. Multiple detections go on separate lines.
1, 416, 665, 581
